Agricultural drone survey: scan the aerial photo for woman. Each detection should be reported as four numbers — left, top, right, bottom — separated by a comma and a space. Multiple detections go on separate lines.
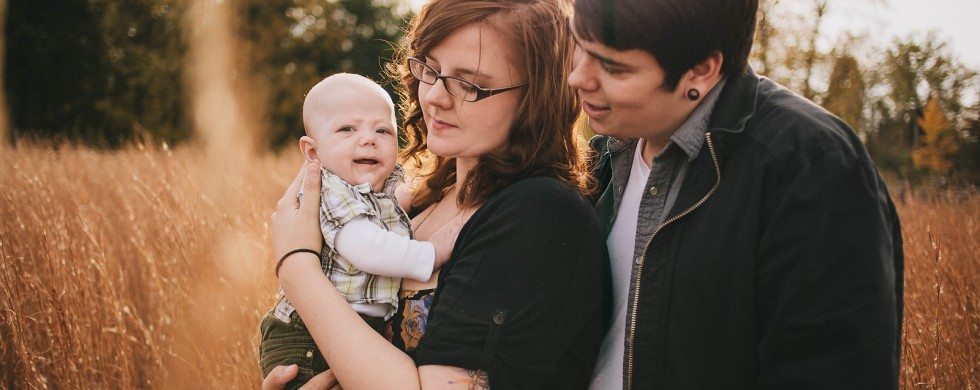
266, 0, 609, 388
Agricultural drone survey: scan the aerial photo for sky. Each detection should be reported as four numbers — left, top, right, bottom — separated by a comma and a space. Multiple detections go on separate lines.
408, 0, 980, 70
817, 0, 980, 69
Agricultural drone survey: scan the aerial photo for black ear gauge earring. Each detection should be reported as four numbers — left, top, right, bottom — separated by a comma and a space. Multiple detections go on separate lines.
687, 88, 700, 101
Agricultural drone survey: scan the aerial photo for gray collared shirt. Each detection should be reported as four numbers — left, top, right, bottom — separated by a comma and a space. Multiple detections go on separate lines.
589, 80, 727, 389
608, 79, 726, 260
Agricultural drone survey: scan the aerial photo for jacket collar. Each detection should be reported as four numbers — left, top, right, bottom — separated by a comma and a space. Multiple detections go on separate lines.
590, 68, 763, 222
708, 67, 761, 136
660, 68, 761, 222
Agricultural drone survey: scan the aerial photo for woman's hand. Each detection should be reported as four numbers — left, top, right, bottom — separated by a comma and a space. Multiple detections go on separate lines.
272, 162, 324, 273
261, 365, 341, 390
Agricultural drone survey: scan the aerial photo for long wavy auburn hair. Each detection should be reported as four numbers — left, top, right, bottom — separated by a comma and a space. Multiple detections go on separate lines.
388, 0, 591, 210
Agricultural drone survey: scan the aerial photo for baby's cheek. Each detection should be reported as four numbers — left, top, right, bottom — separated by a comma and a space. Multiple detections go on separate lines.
318, 154, 344, 175
314, 148, 329, 165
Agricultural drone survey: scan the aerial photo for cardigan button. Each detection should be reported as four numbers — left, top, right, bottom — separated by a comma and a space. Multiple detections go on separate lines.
649, 186, 659, 196
492, 310, 507, 325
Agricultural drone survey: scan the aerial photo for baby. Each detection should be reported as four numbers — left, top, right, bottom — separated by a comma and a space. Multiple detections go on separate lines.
258, 73, 447, 389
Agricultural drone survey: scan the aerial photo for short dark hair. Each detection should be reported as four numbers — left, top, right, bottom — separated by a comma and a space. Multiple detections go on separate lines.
573, 0, 758, 90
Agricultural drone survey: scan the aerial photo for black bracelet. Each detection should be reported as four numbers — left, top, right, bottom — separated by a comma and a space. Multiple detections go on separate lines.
276, 248, 319, 277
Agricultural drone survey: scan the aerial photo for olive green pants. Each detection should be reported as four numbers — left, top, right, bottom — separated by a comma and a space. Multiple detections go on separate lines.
258, 309, 386, 390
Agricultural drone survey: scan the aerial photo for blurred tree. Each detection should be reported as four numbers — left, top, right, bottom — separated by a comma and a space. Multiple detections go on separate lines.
0, 0, 8, 144
3, 0, 405, 148
799, 0, 828, 100
5, 0, 112, 145
886, 34, 973, 132
912, 95, 959, 176
822, 53, 866, 136
752, 0, 778, 76
751, 0, 831, 100
4, 0, 186, 147
952, 97, 980, 184
238, 0, 407, 150
91, 0, 189, 145
866, 32, 976, 181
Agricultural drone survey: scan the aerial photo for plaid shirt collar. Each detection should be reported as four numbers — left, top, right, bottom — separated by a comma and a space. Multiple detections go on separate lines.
321, 164, 404, 197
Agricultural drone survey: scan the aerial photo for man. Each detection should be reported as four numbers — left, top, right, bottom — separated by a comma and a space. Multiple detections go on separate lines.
570, 0, 904, 388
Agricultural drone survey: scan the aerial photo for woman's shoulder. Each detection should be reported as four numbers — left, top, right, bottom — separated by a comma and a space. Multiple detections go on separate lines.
472, 176, 597, 226
487, 176, 591, 208
492, 176, 586, 205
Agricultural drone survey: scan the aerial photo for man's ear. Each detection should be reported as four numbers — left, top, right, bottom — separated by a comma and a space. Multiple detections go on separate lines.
299, 136, 319, 164
682, 51, 724, 98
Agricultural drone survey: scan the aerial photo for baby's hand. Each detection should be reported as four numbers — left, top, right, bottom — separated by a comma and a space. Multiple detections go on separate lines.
428, 215, 466, 270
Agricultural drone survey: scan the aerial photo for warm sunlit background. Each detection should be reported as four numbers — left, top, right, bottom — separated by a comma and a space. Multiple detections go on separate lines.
0, 0, 977, 388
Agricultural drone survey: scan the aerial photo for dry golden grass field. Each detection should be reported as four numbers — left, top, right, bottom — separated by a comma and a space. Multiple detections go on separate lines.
0, 144, 977, 389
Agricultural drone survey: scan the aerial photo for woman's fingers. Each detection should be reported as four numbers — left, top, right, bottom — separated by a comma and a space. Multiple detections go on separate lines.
270, 162, 324, 264
261, 364, 298, 390
278, 164, 308, 211
299, 162, 321, 216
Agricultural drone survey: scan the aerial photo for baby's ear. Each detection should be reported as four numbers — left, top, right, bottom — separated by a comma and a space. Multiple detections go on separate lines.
299, 136, 319, 164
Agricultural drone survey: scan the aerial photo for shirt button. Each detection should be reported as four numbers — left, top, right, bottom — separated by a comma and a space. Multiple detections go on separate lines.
649, 186, 659, 196
306, 350, 313, 358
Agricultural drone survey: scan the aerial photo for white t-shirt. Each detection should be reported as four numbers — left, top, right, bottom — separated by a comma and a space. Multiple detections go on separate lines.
589, 142, 650, 389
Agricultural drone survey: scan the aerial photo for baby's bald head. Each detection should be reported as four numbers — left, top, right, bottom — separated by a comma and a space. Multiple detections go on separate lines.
303, 73, 395, 137
299, 73, 399, 192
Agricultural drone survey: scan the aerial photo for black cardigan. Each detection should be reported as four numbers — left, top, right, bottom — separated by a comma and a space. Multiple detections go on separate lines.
414, 176, 610, 389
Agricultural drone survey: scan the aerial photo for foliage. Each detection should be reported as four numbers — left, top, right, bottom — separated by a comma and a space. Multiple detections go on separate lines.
238, 0, 406, 149
3, 0, 407, 148
4, 0, 188, 147
912, 96, 960, 175
822, 54, 865, 134
3, 0, 978, 184
866, 33, 977, 184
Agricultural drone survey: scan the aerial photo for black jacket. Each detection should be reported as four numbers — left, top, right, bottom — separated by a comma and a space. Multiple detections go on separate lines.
589, 70, 904, 389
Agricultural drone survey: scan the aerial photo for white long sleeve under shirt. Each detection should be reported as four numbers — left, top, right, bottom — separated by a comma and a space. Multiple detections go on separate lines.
334, 215, 436, 283
333, 215, 436, 317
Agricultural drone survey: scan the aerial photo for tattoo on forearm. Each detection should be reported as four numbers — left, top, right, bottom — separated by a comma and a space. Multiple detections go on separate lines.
467, 369, 489, 390
450, 368, 489, 389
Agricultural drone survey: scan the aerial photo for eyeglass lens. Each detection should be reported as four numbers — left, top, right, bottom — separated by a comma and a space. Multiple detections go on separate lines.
409, 59, 480, 102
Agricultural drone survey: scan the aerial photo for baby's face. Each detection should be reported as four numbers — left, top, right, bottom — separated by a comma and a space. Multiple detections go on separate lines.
307, 90, 398, 192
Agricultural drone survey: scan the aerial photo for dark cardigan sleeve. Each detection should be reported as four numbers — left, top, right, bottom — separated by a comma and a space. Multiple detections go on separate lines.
414, 177, 609, 389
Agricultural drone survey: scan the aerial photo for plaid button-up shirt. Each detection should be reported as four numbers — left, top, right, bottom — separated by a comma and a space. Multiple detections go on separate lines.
276, 165, 411, 321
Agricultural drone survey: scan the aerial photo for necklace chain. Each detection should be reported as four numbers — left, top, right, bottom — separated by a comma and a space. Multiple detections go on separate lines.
415, 196, 465, 233
414, 200, 440, 231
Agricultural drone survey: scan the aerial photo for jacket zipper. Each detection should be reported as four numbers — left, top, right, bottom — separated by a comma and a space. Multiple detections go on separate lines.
624, 133, 723, 389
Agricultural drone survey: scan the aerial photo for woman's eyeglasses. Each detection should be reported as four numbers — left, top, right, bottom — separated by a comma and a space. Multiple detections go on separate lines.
408, 57, 527, 102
